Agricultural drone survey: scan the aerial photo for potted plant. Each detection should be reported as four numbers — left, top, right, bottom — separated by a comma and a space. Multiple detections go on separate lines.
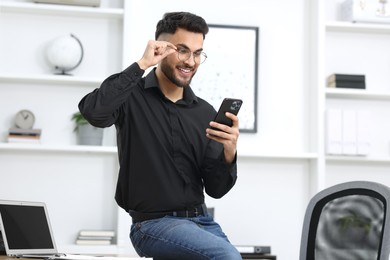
71, 112, 103, 145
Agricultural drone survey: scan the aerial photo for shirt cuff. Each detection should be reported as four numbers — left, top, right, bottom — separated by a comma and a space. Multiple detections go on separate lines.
122, 62, 145, 80
219, 151, 237, 171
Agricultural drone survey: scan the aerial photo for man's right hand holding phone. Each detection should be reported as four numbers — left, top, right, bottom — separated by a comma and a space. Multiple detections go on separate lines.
206, 112, 240, 164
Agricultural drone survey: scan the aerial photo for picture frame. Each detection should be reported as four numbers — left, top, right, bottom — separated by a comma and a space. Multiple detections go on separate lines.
191, 24, 259, 133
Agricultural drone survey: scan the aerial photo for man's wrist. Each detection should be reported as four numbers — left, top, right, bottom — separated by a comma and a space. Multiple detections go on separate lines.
137, 59, 149, 71
224, 150, 237, 164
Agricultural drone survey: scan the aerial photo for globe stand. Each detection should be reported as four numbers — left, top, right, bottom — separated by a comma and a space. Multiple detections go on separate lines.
54, 68, 74, 76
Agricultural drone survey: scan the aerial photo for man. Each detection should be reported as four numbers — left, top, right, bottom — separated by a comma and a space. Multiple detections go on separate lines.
79, 12, 241, 259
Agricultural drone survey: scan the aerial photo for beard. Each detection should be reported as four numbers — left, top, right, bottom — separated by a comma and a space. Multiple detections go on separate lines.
160, 59, 196, 88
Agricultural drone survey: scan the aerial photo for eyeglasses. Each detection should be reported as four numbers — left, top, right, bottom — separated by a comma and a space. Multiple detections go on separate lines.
173, 47, 207, 64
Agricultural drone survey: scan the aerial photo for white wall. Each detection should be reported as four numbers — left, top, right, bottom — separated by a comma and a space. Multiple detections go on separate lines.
0, 150, 119, 245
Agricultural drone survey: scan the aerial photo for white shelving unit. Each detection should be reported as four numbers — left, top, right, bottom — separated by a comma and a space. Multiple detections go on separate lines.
326, 88, 390, 100
326, 20, 390, 34
0, 74, 104, 86
317, 1, 390, 188
0, 142, 117, 154
327, 155, 390, 164
0, 0, 127, 254
238, 151, 317, 160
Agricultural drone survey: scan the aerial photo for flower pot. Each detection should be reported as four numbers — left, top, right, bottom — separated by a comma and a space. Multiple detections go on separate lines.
77, 124, 103, 146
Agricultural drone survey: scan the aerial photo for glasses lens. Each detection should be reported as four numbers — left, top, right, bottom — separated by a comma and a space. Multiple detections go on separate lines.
177, 49, 190, 62
177, 49, 207, 64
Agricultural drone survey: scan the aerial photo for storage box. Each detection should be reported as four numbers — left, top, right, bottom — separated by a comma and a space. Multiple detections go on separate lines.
342, 0, 390, 24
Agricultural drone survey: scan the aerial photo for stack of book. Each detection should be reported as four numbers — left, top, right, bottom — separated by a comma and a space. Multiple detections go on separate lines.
327, 73, 366, 89
75, 230, 115, 245
7, 128, 42, 144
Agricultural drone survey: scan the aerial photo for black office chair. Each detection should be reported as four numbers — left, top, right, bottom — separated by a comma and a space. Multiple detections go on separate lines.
299, 181, 390, 260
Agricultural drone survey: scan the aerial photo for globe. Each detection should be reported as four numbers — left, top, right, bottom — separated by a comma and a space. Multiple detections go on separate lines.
46, 34, 84, 75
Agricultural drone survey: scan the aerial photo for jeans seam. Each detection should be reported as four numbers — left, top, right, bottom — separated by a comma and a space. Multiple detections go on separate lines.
131, 224, 152, 258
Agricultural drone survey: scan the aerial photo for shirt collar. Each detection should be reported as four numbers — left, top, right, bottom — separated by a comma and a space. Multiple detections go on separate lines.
145, 68, 199, 105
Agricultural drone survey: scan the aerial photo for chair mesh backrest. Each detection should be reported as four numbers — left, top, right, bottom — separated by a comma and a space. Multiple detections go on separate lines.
315, 194, 384, 260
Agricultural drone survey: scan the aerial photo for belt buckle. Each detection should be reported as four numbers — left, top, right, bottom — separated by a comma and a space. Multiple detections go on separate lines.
184, 207, 198, 217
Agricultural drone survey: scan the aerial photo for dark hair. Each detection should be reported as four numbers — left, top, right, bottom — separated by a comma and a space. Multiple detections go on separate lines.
155, 12, 209, 40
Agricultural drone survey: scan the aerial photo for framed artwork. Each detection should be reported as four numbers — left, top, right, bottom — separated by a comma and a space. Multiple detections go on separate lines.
191, 24, 259, 133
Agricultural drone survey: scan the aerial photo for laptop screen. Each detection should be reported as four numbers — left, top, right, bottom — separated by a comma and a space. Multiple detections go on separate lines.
0, 200, 58, 256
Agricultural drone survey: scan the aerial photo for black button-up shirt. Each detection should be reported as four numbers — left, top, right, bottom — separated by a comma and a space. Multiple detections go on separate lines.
79, 62, 237, 213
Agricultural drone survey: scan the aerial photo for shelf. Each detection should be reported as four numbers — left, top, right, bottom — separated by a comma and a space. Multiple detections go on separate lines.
325, 88, 390, 100
326, 21, 390, 34
327, 155, 390, 164
0, 143, 117, 154
238, 152, 318, 160
0, 142, 316, 160
0, 1, 124, 19
0, 74, 103, 87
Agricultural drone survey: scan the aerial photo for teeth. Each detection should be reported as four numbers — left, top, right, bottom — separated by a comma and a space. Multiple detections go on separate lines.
179, 67, 191, 73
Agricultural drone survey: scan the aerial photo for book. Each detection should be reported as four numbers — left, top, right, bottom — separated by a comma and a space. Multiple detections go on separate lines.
327, 73, 365, 84
327, 73, 366, 89
76, 236, 113, 240
76, 239, 111, 245
327, 81, 365, 89
7, 135, 41, 144
235, 245, 271, 254
76, 230, 115, 246
8, 128, 42, 136
78, 230, 115, 237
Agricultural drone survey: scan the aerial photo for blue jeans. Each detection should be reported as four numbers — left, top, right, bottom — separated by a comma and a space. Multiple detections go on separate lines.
130, 214, 242, 260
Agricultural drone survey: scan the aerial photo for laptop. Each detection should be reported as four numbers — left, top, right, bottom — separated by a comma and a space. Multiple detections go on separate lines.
0, 200, 122, 260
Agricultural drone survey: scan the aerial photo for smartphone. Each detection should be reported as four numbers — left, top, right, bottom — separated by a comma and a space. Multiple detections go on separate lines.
212, 98, 243, 130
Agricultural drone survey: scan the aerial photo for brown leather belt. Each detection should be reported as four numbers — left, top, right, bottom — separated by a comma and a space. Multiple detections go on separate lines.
129, 203, 207, 223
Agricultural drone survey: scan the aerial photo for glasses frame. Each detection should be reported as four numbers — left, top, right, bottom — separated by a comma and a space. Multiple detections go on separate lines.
172, 46, 208, 64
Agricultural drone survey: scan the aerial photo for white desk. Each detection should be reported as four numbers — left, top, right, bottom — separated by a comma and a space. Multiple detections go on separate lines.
0, 256, 148, 260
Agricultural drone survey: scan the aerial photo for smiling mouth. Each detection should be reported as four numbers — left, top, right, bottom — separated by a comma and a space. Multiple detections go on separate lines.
177, 66, 193, 74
